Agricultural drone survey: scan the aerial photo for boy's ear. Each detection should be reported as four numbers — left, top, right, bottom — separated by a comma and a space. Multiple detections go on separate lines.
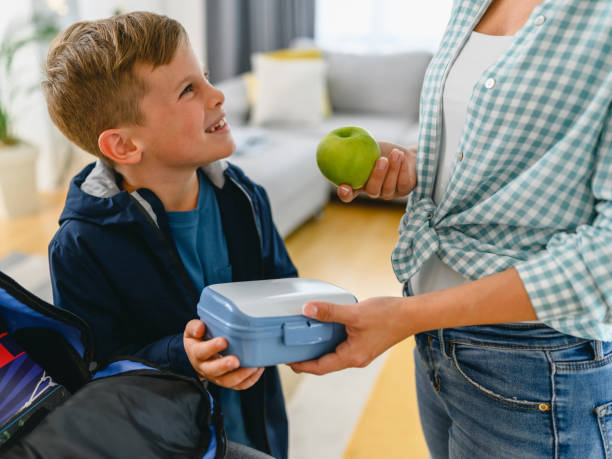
98, 129, 142, 165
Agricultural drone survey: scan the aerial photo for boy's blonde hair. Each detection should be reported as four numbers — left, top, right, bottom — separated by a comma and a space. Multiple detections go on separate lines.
42, 11, 186, 160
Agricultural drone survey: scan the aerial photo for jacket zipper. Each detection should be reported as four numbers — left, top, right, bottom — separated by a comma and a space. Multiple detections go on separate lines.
227, 177, 262, 244
130, 178, 271, 454
226, 176, 272, 455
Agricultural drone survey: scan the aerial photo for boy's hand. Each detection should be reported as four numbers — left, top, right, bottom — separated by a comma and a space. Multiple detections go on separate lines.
184, 320, 264, 390
337, 142, 417, 203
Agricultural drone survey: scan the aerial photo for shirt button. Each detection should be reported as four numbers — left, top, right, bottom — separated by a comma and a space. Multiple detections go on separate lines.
534, 15, 546, 26
485, 78, 496, 89
458, 151, 464, 161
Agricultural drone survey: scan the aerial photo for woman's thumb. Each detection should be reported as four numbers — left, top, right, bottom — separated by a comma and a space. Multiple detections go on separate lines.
302, 301, 354, 324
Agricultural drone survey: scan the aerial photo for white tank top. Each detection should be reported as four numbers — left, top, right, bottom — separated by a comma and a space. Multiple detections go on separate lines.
412, 32, 516, 296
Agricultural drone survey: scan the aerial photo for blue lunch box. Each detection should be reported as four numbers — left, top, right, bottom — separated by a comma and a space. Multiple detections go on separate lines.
196, 278, 356, 367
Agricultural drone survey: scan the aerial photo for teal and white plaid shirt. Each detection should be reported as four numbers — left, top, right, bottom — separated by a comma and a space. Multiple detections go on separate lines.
392, 0, 612, 340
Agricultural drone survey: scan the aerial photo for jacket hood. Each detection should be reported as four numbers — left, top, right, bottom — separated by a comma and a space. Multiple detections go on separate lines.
59, 160, 229, 227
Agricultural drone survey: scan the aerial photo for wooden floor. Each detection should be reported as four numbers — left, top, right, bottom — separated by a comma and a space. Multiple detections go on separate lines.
283, 200, 429, 459
0, 192, 429, 458
0, 192, 68, 258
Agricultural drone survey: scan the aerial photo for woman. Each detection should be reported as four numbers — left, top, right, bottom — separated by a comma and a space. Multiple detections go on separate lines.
291, 0, 612, 457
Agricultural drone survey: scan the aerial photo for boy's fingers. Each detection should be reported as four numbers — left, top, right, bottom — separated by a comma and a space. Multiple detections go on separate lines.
364, 157, 389, 198
215, 366, 262, 388
193, 337, 228, 361
381, 150, 403, 199
184, 319, 206, 339
201, 355, 239, 378
233, 367, 265, 390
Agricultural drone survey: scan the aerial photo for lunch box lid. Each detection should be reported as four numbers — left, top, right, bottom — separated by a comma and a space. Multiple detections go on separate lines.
198, 278, 356, 330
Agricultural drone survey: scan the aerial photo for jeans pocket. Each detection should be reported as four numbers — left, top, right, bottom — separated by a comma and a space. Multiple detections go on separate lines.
450, 342, 549, 411
596, 402, 612, 459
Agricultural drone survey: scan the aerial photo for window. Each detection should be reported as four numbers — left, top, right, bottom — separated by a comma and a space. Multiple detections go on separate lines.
315, 0, 453, 53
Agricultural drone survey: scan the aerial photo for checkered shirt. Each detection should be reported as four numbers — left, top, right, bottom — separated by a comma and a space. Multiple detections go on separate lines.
391, 0, 612, 339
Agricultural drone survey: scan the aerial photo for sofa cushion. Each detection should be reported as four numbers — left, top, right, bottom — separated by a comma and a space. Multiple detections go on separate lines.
228, 129, 329, 237
267, 112, 420, 148
250, 53, 327, 126
325, 51, 432, 121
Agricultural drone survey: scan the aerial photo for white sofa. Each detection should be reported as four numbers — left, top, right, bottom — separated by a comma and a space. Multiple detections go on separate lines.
217, 50, 432, 238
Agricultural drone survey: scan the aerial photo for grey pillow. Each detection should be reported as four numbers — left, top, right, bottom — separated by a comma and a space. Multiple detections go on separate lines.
325, 51, 432, 121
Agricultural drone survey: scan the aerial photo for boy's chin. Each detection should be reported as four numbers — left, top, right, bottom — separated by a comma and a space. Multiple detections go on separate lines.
219, 139, 237, 159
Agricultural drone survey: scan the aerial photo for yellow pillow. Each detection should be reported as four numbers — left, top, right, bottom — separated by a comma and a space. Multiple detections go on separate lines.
243, 48, 332, 117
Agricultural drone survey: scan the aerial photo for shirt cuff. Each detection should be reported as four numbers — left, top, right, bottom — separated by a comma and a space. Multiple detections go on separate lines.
515, 247, 610, 340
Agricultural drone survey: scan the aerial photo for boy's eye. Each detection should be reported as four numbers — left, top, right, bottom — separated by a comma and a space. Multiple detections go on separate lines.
180, 83, 193, 96
204, 71, 210, 80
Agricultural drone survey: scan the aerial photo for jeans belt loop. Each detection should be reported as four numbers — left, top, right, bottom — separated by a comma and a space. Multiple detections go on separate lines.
591, 340, 604, 361
438, 329, 449, 360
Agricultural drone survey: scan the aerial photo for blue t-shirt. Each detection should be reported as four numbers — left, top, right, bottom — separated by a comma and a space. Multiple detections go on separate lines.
167, 170, 252, 449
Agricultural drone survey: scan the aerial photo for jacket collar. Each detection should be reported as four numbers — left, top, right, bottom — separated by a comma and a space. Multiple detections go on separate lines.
81, 160, 229, 199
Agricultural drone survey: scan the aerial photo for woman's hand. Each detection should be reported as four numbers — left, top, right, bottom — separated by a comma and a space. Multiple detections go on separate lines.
184, 320, 264, 389
337, 142, 417, 203
288, 296, 413, 375
288, 269, 537, 376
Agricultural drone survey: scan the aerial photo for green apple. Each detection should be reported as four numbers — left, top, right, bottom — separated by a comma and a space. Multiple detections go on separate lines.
316, 126, 381, 189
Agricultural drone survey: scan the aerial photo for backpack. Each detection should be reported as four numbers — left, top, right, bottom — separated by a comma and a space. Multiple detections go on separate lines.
0, 270, 226, 458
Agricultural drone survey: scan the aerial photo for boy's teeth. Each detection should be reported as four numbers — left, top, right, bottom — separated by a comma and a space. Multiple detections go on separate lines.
207, 118, 226, 133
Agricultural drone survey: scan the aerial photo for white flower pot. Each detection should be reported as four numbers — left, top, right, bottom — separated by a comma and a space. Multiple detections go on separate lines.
0, 143, 39, 218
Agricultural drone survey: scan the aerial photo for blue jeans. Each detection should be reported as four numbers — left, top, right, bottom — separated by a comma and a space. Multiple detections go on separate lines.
414, 325, 612, 458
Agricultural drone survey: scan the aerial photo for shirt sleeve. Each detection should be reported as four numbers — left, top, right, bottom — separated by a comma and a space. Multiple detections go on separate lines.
49, 236, 195, 375
515, 102, 612, 340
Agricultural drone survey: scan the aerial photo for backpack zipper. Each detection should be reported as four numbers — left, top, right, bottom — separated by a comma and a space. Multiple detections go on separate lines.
0, 271, 94, 366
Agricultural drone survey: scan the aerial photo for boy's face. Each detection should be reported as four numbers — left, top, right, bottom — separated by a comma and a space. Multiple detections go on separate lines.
129, 40, 234, 171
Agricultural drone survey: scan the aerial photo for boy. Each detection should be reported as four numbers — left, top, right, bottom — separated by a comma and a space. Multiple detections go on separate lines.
43, 12, 296, 459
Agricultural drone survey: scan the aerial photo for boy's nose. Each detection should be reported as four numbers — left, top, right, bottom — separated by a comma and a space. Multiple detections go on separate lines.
205, 85, 224, 109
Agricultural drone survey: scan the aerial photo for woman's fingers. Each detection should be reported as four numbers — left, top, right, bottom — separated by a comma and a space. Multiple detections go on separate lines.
380, 149, 404, 199
397, 148, 417, 196
336, 144, 417, 201
345, 150, 410, 200
364, 157, 389, 198
337, 185, 361, 203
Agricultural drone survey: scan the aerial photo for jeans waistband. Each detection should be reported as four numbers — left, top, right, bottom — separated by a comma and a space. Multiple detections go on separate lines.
420, 324, 592, 351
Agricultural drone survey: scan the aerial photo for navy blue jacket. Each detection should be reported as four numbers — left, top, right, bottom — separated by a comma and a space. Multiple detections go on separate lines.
49, 160, 297, 459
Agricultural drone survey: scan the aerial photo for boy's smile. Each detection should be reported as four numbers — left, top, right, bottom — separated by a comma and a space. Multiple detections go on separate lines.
129, 39, 235, 172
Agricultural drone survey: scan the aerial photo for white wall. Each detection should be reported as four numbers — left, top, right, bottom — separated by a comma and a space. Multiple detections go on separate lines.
0, 0, 206, 191
0, 0, 60, 191
76, 0, 206, 67
316, 0, 453, 53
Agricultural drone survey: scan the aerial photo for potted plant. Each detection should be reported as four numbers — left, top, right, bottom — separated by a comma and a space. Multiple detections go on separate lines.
0, 13, 58, 218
